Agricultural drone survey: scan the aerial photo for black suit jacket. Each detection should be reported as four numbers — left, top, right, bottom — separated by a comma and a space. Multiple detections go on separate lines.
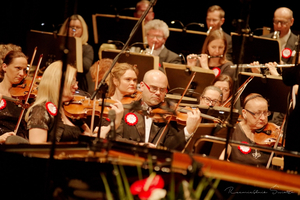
116, 104, 186, 151
159, 46, 182, 67
264, 31, 298, 64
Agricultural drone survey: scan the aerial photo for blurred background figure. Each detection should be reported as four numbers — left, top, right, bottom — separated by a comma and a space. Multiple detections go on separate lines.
134, 0, 155, 24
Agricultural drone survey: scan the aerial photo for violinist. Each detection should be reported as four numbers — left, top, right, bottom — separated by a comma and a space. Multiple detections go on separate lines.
211, 74, 232, 103
25, 61, 124, 143
115, 69, 201, 151
199, 86, 223, 107
220, 93, 277, 167
187, 29, 235, 79
0, 50, 29, 143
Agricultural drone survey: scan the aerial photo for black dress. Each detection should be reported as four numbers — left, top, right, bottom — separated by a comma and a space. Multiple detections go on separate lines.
0, 99, 28, 139
27, 103, 84, 142
229, 123, 270, 167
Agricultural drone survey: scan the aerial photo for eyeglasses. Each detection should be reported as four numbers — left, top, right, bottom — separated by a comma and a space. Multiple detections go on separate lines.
147, 35, 164, 40
273, 20, 290, 26
69, 26, 82, 31
143, 82, 167, 94
201, 96, 221, 106
244, 109, 271, 118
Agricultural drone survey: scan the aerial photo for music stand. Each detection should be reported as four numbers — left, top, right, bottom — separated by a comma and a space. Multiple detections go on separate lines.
92, 14, 145, 46
26, 30, 82, 72
165, 28, 207, 58
100, 49, 159, 82
183, 105, 239, 158
231, 32, 280, 64
163, 63, 215, 103
239, 72, 290, 114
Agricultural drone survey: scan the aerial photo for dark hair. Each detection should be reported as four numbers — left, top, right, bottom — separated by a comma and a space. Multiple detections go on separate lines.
0, 50, 28, 79
211, 74, 233, 96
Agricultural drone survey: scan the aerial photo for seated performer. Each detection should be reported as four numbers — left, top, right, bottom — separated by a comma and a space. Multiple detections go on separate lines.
144, 19, 182, 67
134, 0, 154, 25
211, 74, 232, 103
199, 86, 223, 107
0, 50, 29, 143
116, 69, 201, 151
25, 61, 123, 143
220, 93, 280, 167
187, 29, 235, 79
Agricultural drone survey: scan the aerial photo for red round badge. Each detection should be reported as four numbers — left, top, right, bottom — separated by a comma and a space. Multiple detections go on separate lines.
238, 141, 251, 154
282, 48, 292, 59
212, 67, 221, 77
0, 99, 7, 110
125, 113, 138, 126
46, 102, 57, 116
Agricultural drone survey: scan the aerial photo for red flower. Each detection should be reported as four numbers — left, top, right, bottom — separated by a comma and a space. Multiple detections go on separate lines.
130, 174, 165, 199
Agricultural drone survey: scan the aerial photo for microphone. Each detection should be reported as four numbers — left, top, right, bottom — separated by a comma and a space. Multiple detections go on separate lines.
108, 109, 116, 140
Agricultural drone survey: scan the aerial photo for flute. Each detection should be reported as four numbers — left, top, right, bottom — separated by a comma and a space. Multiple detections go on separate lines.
187, 54, 223, 59
230, 64, 295, 68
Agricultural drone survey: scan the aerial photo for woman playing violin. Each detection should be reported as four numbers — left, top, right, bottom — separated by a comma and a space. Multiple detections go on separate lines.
187, 29, 235, 79
220, 93, 280, 167
211, 74, 232, 103
25, 61, 124, 143
0, 50, 29, 143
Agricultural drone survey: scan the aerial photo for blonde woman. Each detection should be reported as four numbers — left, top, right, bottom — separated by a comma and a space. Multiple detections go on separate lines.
26, 61, 123, 143
59, 14, 94, 94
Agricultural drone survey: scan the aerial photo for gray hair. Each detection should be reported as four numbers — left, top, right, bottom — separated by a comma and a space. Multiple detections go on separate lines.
144, 19, 169, 38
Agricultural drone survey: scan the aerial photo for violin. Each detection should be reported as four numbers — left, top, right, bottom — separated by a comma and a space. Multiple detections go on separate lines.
10, 77, 38, 100
254, 122, 283, 146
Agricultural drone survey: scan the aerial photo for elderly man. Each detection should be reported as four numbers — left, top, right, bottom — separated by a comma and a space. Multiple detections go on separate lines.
144, 19, 182, 67
206, 5, 232, 61
264, 7, 296, 64
116, 69, 201, 150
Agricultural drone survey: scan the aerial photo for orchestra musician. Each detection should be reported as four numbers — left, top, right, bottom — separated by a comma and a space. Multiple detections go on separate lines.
206, 5, 232, 61
264, 7, 296, 64
134, 0, 155, 24
25, 61, 123, 143
199, 86, 223, 107
144, 19, 182, 67
0, 50, 29, 143
58, 14, 94, 95
90, 58, 113, 89
211, 74, 232, 103
115, 69, 201, 151
187, 29, 235, 79
220, 93, 278, 167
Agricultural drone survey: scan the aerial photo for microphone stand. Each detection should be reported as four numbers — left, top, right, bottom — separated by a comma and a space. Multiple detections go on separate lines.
90, 0, 158, 150
223, 0, 252, 161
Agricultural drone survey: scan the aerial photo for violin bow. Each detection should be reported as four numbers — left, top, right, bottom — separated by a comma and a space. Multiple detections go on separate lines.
90, 61, 100, 135
26, 47, 37, 77
154, 71, 197, 148
14, 54, 43, 134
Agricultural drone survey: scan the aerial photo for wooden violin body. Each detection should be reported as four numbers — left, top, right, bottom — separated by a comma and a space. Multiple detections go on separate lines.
254, 122, 283, 146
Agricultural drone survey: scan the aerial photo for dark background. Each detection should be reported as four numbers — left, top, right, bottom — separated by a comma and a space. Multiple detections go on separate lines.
1, 0, 299, 61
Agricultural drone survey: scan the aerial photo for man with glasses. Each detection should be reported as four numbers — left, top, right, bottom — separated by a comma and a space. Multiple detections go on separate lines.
264, 7, 296, 64
116, 69, 201, 151
144, 19, 182, 67
220, 93, 276, 167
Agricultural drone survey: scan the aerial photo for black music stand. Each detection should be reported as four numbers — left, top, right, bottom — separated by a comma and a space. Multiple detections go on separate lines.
231, 33, 280, 64
26, 30, 82, 72
183, 105, 239, 157
163, 63, 215, 103
100, 49, 159, 82
239, 72, 290, 114
92, 14, 145, 47
165, 28, 207, 58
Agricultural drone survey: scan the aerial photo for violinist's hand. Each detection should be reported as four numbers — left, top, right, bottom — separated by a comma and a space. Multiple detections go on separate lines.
186, 108, 202, 135
187, 54, 199, 66
0, 132, 15, 144
138, 142, 156, 148
250, 61, 261, 73
92, 126, 111, 138
198, 54, 209, 69
110, 100, 124, 129
265, 62, 279, 76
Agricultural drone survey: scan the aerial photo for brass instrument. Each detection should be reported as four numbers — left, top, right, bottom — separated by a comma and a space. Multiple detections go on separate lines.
207, 26, 212, 34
